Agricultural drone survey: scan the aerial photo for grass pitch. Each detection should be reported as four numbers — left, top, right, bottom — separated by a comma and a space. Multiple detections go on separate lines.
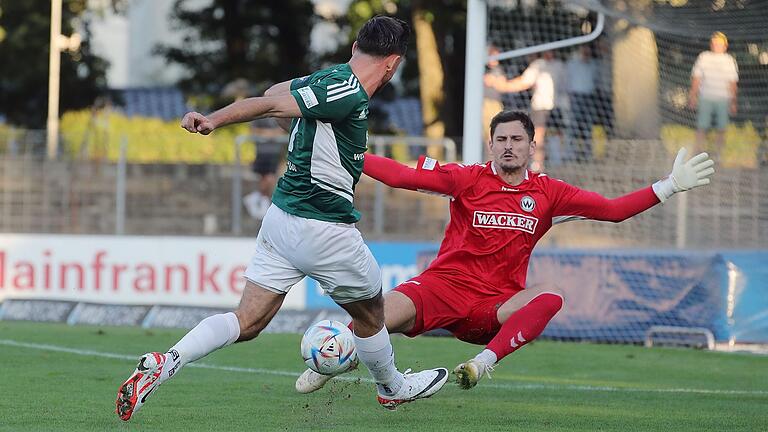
1, 321, 766, 431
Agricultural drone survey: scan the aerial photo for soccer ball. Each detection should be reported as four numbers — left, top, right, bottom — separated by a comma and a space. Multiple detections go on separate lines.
301, 320, 358, 376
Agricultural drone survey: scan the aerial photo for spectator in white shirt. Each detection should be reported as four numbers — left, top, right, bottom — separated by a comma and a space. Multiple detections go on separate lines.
484, 50, 567, 171
689, 32, 739, 155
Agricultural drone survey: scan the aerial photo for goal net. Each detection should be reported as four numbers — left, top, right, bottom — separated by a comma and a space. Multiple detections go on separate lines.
481, 0, 768, 250
475, 0, 768, 345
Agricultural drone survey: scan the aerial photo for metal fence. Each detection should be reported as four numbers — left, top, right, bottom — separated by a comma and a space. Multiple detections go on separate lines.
0, 130, 765, 247
0, 132, 456, 241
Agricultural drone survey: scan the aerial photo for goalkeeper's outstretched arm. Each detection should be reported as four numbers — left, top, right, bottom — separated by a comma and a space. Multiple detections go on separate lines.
553, 148, 715, 223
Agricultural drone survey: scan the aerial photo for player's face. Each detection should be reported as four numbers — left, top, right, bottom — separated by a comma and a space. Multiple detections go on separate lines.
489, 121, 535, 173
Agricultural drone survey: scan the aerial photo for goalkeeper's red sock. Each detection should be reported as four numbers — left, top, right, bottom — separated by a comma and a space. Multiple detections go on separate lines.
484, 292, 563, 362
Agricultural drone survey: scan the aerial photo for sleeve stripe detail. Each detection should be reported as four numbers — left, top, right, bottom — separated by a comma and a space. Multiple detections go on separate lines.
326, 85, 360, 102
327, 75, 355, 90
327, 77, 359, 97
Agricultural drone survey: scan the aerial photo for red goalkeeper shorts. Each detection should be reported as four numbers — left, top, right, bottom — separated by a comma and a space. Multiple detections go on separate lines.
392, 271, 519, 345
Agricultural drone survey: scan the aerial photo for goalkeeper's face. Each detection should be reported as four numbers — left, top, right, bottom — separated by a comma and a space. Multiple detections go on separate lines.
489, 121, 535, 173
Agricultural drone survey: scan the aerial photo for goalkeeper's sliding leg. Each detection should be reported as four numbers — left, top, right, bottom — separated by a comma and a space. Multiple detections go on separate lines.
454, 287, 564, 389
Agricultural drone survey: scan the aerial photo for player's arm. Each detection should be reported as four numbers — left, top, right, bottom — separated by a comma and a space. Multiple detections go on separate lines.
728, 58, 739, 114
485, 73, 535, 93
183, 73, 339, 135
553, 148, 715, 222
688, 55, 703, 109
363, 154, 461, 197
181, 94, 301, 135
263, 80, 295, 132
552, 184, 661, 223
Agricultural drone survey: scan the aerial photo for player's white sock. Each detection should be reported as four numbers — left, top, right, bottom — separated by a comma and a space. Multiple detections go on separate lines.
159, 312, 240, 382
474, 349, 498, 366
354, 326, 404, 396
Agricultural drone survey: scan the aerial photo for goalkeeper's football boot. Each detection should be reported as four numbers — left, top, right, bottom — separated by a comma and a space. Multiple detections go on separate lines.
295, 358, 358, 394
376, 367, 449, 410
116, 352, 167, 421
453, 358, 494, 390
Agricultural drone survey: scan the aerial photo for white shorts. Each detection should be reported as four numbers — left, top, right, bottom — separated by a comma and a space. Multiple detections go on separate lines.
244, 204, 382, 304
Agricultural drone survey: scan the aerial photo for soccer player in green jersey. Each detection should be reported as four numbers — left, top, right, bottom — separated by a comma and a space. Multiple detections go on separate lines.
115, 16, 448, 421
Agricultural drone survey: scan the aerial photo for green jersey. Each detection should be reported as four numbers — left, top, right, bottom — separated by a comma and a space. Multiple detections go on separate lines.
271, 64, 370, 223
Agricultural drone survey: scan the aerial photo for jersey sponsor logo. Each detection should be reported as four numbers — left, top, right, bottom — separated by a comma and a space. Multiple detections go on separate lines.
421, 157, 437, 171
358, 108, 368, 119
354, 152, 365, 161
521, 196, 536, 212
326, 76, 360, 102
501, 186, 519, 192
472, 211, 538, 234
296, 86, 319, 109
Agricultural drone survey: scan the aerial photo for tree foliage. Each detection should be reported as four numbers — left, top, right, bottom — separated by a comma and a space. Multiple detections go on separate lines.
156, 0, 314, 109
0, 0, 112, 128
345, 0, 467, 136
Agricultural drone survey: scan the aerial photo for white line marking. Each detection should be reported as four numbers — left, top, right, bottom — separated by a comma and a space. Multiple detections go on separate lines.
2, 339, 766, 396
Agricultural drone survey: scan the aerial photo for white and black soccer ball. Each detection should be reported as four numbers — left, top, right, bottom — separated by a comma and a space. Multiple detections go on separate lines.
301, 320, 358, 376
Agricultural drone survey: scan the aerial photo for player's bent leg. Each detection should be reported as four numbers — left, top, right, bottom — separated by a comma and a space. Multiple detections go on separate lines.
296, 290, 417, 394
116, 281, 285, 421
234, 281, 287, 341
496, 285, 564, 324
383, 290, 417, 334
339, 291, 448, 410
455, 286, 564, 390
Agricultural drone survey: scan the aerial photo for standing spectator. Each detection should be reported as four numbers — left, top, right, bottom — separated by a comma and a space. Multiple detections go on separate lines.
689, 31, 739, 156
483, 45, 506, 144
243, 118, 285, 220
484, 50, 567, 171
565, 45, 599, 162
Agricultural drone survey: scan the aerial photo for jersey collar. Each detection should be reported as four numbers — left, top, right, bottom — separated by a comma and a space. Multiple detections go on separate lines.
490, 161, 529, 182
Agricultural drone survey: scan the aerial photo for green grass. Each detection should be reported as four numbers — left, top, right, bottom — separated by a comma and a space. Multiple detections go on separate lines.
1, 321, 766, 431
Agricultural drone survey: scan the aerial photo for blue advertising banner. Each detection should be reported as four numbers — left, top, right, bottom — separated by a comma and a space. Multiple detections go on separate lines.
311, 242, 768, 344
528, 250, 727, 343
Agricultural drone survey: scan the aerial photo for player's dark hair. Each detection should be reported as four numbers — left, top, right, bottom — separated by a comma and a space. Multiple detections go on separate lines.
490, 110, 535, 141
356, 15, 410, 57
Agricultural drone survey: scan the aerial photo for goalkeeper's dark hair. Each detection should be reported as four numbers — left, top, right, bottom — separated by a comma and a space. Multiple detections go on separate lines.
490, 110, 536, 141
356, 15, 410, 57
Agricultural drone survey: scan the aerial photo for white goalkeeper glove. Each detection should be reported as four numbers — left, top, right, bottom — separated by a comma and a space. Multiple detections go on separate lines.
652, 148, 715, 203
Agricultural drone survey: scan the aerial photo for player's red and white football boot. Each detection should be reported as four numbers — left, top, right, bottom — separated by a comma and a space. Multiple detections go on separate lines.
376, 367, 448, 410
453, 359, 494, 389
115, 352, 167, 421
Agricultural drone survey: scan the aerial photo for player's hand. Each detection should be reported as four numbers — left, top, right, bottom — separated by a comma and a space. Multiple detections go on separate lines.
653, 148, 715, 202
669, 148, 715, 192
181, 111, 215, 135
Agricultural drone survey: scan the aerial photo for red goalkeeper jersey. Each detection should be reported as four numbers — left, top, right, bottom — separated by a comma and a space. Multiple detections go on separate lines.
364, 155, 661, 297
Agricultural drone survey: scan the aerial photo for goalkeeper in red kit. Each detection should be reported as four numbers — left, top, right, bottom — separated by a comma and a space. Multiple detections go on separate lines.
295, 110, 715, 392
